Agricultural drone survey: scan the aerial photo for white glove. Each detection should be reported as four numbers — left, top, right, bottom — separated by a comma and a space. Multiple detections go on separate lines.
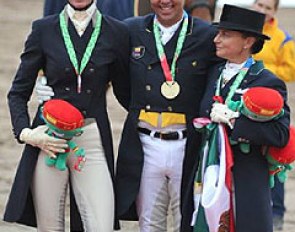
210, 102, 240, 129
20, 125, 68, 158
35, 76, 54, 103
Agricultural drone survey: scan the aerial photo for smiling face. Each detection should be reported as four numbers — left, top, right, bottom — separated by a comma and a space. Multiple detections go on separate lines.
68, 0, 93, 9
214, 29, 256, 63
150, 0, 185, 27
253, 0, 278, 23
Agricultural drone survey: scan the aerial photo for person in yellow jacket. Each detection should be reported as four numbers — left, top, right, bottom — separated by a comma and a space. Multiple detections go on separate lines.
253, 0, 295, 231
253, 0, 295, 82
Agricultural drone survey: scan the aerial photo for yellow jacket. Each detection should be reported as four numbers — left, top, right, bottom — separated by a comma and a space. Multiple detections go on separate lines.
253, 18, 295, 82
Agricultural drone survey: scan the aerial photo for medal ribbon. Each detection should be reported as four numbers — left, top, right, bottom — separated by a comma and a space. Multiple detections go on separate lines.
59, 10, 102, 93
215, 57, 254, 106
153, 11, 188, 83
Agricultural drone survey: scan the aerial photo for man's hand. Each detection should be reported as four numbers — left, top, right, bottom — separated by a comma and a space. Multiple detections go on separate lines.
35, 76, 54, 103
210, 102, 240, 129
20, 125, 68, 158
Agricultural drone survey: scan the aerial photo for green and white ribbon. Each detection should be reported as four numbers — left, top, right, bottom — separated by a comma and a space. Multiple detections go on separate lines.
59, 10, 102, 93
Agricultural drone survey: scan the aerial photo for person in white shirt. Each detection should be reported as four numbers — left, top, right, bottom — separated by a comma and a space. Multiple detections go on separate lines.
181, 4, 290, 232
115, 0, 220, 231
4, 0, 130, 231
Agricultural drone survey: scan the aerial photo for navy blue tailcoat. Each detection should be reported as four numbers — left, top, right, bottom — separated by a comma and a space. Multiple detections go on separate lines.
4, 13, 130, 231
180, 61, 290, 232
115, 14, 220, 220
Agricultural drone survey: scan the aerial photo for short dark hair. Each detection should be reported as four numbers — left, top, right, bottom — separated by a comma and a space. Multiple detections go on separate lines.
241, 31, 265, 54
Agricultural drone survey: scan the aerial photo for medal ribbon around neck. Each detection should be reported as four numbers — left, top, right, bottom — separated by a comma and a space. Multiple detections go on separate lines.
215, 57, 254, 107
153, 11, 188, 99
59, 9, 102, 93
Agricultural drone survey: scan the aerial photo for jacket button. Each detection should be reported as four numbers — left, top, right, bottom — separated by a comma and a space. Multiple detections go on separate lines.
89, 68, 95, 73
146, 105, 151, 110
82, 110, 87, 116
65, 67, 71, 73
167, 106, 173, 112
86, 89, 92, 94
192, 61, 198, 67
145, 85, 151, 91
147, 65, 152, 70
65, 87, 70, 91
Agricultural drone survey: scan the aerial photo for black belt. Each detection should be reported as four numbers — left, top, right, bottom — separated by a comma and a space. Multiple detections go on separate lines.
138, 127, 187, 140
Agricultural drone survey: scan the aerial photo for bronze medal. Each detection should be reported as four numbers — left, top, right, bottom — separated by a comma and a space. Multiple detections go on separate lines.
161, 81, 180, 99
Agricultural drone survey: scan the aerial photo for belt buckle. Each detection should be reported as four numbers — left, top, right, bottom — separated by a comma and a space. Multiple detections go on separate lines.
158, 131, 168, 140
160, 131, 177, 140
155, 130, 186, 140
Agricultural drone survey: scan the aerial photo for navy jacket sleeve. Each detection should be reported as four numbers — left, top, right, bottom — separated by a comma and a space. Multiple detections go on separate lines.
107, 18, 131, 111
7, 20, 45, 140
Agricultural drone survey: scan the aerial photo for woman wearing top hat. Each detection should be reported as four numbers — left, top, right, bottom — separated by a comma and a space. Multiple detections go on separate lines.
180, 4, 290, 232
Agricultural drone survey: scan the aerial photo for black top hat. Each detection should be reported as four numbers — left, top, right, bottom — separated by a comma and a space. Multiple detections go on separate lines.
213, 4, 270, 40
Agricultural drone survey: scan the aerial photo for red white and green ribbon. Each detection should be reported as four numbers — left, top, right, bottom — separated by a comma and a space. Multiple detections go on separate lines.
59, 10, 102, 93
153, 11, 188, 82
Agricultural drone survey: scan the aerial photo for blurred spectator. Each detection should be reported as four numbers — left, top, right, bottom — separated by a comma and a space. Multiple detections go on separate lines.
253, 0, 295, 82
185, 0, 217, 22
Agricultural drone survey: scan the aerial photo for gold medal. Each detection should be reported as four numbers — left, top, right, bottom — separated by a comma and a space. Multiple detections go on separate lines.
161, 81, 180, 99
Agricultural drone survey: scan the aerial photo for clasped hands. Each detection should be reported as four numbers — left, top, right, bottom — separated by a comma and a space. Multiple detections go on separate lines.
20, 126, 68, 158
32, 77, 67, 157
210, 102, 240, 129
